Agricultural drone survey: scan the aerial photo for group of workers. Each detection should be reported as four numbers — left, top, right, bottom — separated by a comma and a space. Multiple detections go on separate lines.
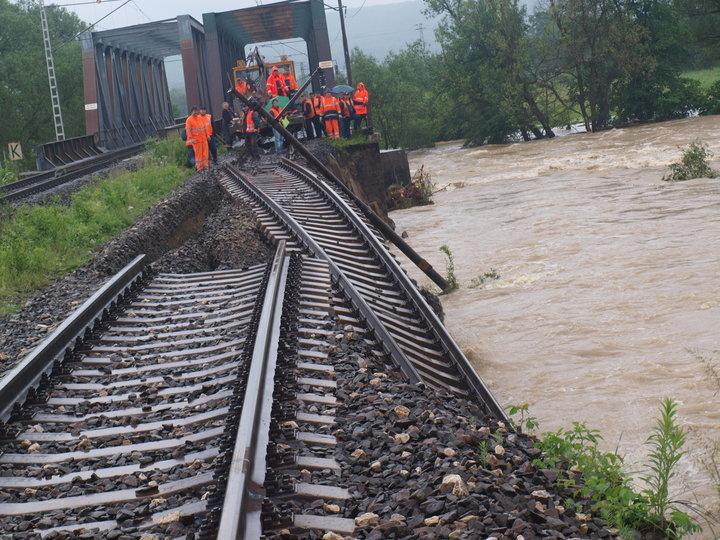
184, 64, 371, 169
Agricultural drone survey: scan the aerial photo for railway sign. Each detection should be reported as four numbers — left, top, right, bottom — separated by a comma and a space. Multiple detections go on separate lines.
8, 142, 22, 161
318, 61, 333, 69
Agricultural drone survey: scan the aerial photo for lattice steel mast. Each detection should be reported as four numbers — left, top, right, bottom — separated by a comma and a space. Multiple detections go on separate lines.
39, 0, 65, 141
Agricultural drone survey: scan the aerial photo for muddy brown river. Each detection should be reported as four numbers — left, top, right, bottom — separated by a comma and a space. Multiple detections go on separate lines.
392, 115, 720, 530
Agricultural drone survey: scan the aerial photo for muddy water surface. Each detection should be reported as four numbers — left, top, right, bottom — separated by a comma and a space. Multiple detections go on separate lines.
393, 116, 720, 521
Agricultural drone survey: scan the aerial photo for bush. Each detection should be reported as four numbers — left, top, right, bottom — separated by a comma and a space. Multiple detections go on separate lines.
144, 136, 190, 168
386, 166, 435, 210
663, 140, 719, 181
700, 80, 720, 115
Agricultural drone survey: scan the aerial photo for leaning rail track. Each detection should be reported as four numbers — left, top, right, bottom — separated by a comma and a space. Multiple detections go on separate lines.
219, 159, 505, 420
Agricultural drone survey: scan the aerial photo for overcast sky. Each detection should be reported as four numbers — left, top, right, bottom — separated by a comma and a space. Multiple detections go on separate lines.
53, 0, 397, 31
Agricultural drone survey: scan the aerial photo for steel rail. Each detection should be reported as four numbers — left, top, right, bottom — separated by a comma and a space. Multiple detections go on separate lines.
0, 142, 145, 204
233, 91, 449, 290
216, 241, 289, 539
0, 254, 147, 424
279, 158, 507, 420
223, 163, 422, 384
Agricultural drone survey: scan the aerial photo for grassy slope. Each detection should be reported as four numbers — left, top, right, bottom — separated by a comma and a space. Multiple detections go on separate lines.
683, 66, 720, 88
0, 139, 191, 314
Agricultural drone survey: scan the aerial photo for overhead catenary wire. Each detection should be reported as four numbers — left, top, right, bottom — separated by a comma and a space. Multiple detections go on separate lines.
53, 0, 132, 53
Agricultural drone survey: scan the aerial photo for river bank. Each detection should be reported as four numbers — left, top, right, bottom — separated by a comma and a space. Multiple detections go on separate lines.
391, 115, 720, 534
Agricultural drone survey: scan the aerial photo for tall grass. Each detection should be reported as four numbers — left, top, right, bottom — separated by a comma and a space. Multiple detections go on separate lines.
0, 163, 188, 313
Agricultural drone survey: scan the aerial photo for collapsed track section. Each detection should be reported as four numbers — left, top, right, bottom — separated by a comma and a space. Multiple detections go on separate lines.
218, 159, 505, 420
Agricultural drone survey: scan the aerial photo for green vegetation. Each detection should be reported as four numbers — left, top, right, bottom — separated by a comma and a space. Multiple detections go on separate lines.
0, 166, 20, 188
505, 403, 539, 434
663, 141, 719, 181
505, 400, 700, 537
641, 399, 698, 537
0, 1, 86, 170
683, 66, 720, 88
439, 244, 458, 292
0, 142, 190, 314
469, 270, 501, 289
386, 166, 435, 210
351, 0, 720, 148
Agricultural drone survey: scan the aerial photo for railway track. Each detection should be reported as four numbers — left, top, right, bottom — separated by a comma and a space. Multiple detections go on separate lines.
0, 142, 144, 204
0, 156, 507, 538
218, 158, 504, 420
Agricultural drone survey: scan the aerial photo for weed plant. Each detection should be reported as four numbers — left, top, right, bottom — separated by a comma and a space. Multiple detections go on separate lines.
523, 400, 700, 537
469, 270, 501, 288
144, 136, 191, 168
0, 166, 19, 187
439, 244, 457, 291
663, 140, 719, 181
0, 164, 188, 313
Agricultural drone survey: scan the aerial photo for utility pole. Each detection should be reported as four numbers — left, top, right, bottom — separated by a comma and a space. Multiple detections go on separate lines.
337, 0, 352, 86
39, 0, 65, 141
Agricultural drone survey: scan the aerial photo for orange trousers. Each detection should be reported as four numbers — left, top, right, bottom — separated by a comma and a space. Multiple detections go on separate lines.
192, 139, 210, 170
324, 118, 340, 140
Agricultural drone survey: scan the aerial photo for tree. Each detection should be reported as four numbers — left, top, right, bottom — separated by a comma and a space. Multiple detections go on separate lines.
351, 43, 441, 149
425, 0, 555, 145
0, 0, 85, 168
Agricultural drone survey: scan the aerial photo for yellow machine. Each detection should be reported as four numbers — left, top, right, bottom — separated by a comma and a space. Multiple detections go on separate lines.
232, 55, 297, 92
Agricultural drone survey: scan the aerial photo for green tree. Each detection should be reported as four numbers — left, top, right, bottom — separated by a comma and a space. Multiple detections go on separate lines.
0, 0, 85, 168
352, 43, 441, 149
425, 0, 555, 145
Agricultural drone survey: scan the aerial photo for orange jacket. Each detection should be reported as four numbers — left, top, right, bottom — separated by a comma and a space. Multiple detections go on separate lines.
340, 97, 355, 118
353, 82, 369, 115
283, 72, 298, 91
320, 95, 340, 120
244, 109, 257, 133
185, 114, 207, 144
270, 106, 284, 120
203, 114, 213, 137
266, 68, 288, 97
235, 80, 248, 95
303, 97, 316, 119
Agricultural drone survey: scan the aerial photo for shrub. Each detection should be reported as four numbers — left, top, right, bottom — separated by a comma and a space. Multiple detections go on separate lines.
700, 80, 720, 115
144, 136, 190, 168
663, 141, 719, 181
386, 166, 435, 210
439, 244, 457, 292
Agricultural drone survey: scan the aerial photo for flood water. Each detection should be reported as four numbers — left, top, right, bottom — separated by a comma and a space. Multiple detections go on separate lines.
392, 116, 720, 526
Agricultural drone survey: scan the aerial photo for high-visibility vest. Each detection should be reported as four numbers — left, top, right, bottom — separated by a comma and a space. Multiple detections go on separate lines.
185, 114, 207, 143
245, 110, 257, 133
321, 95, 340, 120
313, 95, 323, 115
303, 99, 316, 119
354, 84, 369, 115
340, 98, 355, 118
283, 73, 299, 91
203, 114, 213, 137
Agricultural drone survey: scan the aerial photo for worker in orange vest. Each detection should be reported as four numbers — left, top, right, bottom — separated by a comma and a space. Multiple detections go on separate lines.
266, 66, 288, 97
283, 67, 299, 98
243, 104, 260, 160
185, 106, 210, 171
321, 91, 341, 140
269, 99, 286, 156
353, 82, 369, 130
311, 92, 325, 137
339, 93, 356, 139
199, 105, 217, 165
302, 94, 317, 140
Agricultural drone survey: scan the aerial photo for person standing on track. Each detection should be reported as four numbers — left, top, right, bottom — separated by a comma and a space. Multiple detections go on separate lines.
199, 106, 217, 166
269, 99, 286, 156
353, 82, 369, 130
243, 104, 260, 160
283, 67, 299, 99
321, 90, 341, 140
302, 93, 317, 140
221, 101, 238, 152
339, 93, 355, 139
185, 106, 210, 171
311, 91, 325, 137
